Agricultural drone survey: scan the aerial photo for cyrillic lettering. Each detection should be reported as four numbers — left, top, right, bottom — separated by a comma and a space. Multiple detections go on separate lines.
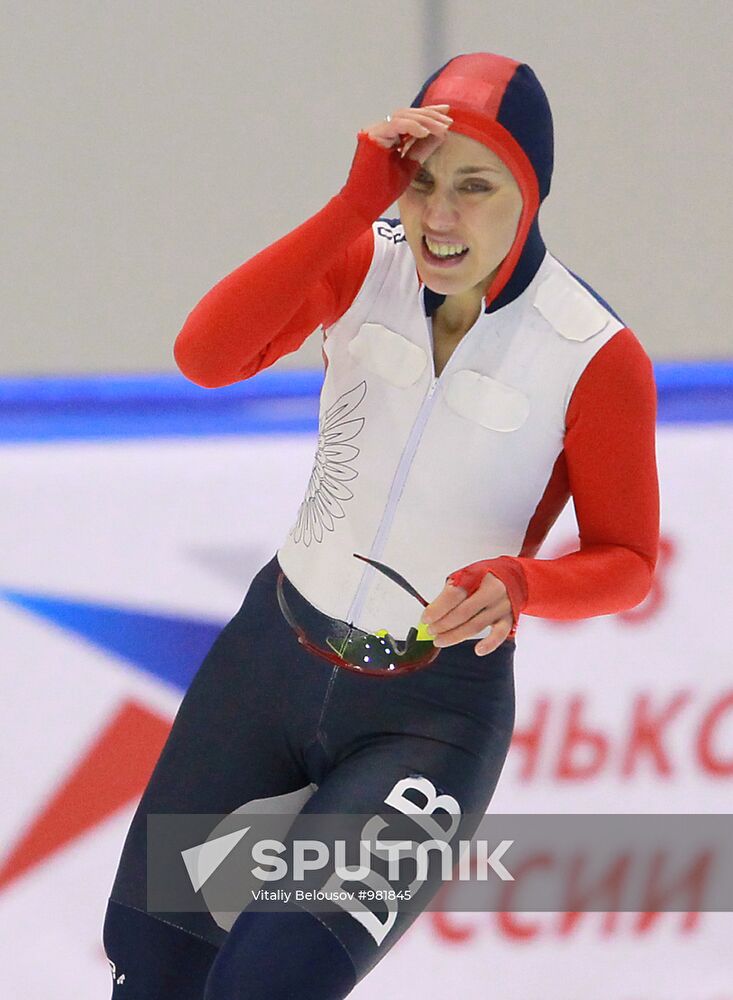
621, 692, 690, 777
559, 853, 632, 934
496, 854, 553, 939
697, 693, 733, 776
555, 696, 608, 780
636, 850, 712, 933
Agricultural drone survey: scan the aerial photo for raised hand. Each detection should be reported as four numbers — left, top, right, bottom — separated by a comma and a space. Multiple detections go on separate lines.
363, 104, 453, 164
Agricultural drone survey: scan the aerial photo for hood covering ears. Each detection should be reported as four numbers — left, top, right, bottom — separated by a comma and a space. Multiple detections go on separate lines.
411, 52, 554, 314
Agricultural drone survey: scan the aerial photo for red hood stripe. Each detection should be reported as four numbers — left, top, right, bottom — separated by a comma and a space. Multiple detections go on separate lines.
423, 52, 520, 118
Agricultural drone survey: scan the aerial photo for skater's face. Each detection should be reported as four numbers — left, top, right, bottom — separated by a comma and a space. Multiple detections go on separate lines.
398, 131, 523, 300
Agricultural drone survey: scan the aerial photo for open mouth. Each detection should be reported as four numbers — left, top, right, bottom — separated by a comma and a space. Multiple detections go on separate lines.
421, 235, 470, 265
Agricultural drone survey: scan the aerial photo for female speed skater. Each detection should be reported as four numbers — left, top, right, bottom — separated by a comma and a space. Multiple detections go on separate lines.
102, 51, 659, 998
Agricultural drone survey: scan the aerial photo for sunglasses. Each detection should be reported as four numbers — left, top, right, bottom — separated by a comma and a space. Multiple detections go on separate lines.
276, 552, 440, 676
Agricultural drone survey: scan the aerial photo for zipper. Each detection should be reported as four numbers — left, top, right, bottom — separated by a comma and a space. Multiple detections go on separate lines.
345, 294, 486, 628
345, 372, 439, 627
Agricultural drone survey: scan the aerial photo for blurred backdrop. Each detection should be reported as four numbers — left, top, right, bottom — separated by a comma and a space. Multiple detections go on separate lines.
2, 0, 732, 374
1, 2, 732, 999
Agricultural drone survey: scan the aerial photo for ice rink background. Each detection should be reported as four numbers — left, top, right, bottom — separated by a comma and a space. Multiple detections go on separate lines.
0, 368, 731, 999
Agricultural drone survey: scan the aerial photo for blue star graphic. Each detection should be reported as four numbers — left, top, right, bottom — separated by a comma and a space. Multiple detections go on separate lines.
0, 589, 223, 691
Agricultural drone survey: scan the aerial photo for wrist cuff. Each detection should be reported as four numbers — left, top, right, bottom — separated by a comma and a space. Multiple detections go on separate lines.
447, 556, 529, 631
339, 131, 420, 223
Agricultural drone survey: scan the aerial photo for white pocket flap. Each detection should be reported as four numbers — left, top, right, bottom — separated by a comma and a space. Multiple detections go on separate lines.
533, 273, 610, 342
444, 370, 530, 432
347, 323, 428, 387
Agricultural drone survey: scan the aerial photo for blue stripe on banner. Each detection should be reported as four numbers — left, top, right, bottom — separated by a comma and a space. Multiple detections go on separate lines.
0, 371, 322, 442
0, 587, 221, 690
0, 363, 731, 442
654, 360, 733, 425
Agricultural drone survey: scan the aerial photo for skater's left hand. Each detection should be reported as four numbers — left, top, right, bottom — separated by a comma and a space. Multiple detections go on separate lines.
420, 574, 513, 656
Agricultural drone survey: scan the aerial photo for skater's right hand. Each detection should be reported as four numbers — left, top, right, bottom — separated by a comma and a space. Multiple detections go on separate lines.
340, 105, 453, 222
363, 105, 453, 164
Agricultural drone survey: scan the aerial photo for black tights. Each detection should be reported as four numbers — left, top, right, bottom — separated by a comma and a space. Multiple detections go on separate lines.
103, 554, 515, 998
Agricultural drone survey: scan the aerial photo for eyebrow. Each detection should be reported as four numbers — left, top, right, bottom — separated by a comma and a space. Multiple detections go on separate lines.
418, 165, 502, 176
456, 165, 502, 174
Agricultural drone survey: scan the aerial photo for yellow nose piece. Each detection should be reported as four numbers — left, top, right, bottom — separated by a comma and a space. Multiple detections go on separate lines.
375, 624, 435, 644
416, 621, 435, 642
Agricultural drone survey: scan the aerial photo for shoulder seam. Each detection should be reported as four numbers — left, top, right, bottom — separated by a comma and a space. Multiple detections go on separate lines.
533, 262, 622, 343
550, 256, 625, 325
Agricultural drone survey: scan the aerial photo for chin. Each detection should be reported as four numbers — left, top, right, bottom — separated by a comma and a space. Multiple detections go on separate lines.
416, 267, 475, 296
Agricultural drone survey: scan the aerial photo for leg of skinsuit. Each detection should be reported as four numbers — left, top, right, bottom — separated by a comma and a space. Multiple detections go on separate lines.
102, 555, 340, 999
203, 631, 516, 999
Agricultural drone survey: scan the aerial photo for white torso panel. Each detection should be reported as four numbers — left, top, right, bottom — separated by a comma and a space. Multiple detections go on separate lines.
276, 220, 623, 638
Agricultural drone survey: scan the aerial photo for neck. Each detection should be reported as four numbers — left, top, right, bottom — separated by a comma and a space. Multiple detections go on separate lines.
435, 294, 482, 335
435, 267, 496, 334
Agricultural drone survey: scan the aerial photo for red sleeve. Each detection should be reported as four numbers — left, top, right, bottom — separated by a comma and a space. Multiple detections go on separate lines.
448, 328, 660, 627
173, 132, 420, 387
